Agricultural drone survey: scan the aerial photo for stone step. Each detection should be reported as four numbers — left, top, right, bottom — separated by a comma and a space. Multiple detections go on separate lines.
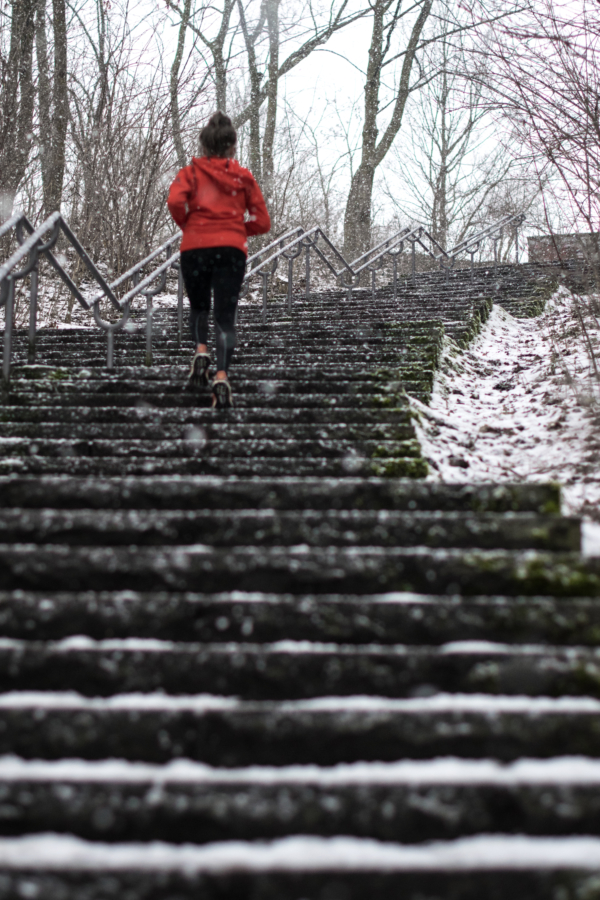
0, 509, 578, 550
10, 362, 436, 379
0, 421, 416, 441
7, 354, 434, 374
17, 324, 442, 340
0, 455, 427, 478
0, 407, 411, 426
0, 544, 596, 595
16, 329, 442, 344
11, 340, 439, 358
3, 372, 418, 396
16, 347, 439, 366
22, 330, 443, 345
0, 591, 599, 645
0, 391, 417, 409
13, 327, 441, 341
23, 323, 442, 339
0, 636, 597, 698
0, 477, 560, 512
0, 756, 597, 844
0, 692, 596, 764
4, 361, 432, 379
0, 437, 423, 460
0, 834, 596, 900
13, 340, 441, 361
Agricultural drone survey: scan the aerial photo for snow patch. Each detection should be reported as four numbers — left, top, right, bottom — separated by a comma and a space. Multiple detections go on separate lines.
1, 691, 600, 714
582, 520, 600, 558
0, 754, 600, 786
1, 833, 600, 872
413, 291, 600, 538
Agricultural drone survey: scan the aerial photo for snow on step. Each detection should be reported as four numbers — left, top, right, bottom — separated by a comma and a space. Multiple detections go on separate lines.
2, 754, 600, 786
0, 691, 599, 714
0, 833, 600, 872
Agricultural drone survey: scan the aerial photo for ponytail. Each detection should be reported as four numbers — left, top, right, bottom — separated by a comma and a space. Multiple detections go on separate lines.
200, 112, 237, 158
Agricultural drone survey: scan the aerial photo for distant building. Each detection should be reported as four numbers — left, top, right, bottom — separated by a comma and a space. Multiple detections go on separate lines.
528, 233, 600, 263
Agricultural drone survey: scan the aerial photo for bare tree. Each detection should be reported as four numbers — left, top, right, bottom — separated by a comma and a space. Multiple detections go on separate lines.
170, 0, 193, 168
383, 27, 514, 247
341, 0, 529, 259
236, 0, 265, 179
263, 99, 347, 237
65, 2, 180, 275
342, 0, 432, 259
487, 0, 600, 258
0, 0, 36, 219
36, 0, 68, 214
165, 0, 367, 201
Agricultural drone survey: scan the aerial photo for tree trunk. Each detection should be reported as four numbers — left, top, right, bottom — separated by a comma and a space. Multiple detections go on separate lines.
37, 0, 68, 215
237, 0, 263, 182
36, 0, 51, 193
0, 0, 36, 219
343, 165, 376, 262
432, 68, 449, 247
342, 0, 432, 260
170, 0, 192, 168
261, 0, 280, 208
343, 0, 384, 261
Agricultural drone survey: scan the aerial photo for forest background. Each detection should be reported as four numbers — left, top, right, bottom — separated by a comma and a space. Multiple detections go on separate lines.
0, 0, 598, 280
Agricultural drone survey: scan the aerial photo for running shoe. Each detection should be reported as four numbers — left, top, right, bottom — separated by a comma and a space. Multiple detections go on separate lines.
211, 375, 233, 409
188, 351, 211, 387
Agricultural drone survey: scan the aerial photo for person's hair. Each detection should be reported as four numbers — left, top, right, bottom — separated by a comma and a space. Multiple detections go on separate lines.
200, 112, 237, 157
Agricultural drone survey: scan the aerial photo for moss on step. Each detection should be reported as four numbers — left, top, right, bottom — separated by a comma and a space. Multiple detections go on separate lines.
13, 366, 70, 381
513, 555, 600, 596
371, 394, 406, 410
364, 323, 438, 479
370, 439, 422, 459
496, 274, 560, 318
370, 456, 429, 478
456, 549, 600, 596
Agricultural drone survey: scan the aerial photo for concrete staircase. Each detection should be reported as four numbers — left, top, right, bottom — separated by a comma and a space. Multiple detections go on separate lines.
0, 261, 599, 898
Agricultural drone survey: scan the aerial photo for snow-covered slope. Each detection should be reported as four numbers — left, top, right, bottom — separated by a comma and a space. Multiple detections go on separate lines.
413, 288, 600, 554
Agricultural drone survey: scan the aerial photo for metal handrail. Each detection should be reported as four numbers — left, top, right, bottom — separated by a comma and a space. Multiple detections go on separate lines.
449, 213, 525, 258
0, 212, 185, 381
243, 212, 524, 319
0, 207, 525, 381
246, 227, 304, 276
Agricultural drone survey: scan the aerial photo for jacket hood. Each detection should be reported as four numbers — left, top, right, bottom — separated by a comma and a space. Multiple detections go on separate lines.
191, 156, 253, 196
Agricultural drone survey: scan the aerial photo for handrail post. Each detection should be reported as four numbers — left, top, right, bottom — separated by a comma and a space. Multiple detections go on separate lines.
107, 330, 115, 370
92, 298, 131, 372
305, 242, 311, 300
393, 255, 398, 301
515, 226, 520, 264
146, 295, 153, 366
470, 251, 475, 282
371, 268, 376, 302
261, 271, 269, 325
287, 256, 293, 315
177, 264, 184, 346
2, 279, 15, 384
28, 262, 39, 363
411, 240, 416, 286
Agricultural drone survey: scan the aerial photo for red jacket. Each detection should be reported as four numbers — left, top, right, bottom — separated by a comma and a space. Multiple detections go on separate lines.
168, 156, 271, 255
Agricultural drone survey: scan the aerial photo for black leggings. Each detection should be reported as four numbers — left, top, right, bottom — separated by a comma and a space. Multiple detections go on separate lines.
180, 246, 246, 373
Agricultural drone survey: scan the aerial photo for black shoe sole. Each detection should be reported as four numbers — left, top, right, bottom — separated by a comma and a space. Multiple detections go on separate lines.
189, 356, 210, 388
212, 381, 232, 409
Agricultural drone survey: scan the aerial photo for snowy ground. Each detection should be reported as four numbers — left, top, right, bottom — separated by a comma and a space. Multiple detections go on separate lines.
412, 288, 600, 555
